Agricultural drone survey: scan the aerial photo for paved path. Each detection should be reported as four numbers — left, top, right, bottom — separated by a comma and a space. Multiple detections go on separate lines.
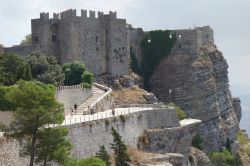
75, 86, 105, 115
61, 106, 157, 126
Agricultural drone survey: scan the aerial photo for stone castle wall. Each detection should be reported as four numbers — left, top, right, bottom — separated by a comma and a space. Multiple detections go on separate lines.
56, 85, 92, 114
65, 108, 181, 158
5, 9, 130, 77
4, 45, 32, 56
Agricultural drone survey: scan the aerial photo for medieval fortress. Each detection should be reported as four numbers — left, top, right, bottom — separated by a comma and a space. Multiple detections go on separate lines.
3, 9, 214, 77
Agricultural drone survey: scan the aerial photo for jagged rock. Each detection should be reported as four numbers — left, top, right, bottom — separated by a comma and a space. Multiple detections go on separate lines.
119, 72, 143, 88
189, 147, 210, 166
143, 92, 158, 104
232, 98, 242, 121
149, 44, 241, 153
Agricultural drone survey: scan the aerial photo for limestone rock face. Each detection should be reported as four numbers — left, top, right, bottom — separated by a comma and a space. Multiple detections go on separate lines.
149, 44, 241, 153
190, 147, 210, 166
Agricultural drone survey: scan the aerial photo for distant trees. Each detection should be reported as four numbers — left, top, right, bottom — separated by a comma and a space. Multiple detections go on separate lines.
20, 34, 32, 45
25, 53, 65, 86
0, 54, 32, 85
6, 81, 64, 166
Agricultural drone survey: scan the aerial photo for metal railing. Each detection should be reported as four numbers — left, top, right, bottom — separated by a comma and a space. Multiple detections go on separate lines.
57, 106, 162, 127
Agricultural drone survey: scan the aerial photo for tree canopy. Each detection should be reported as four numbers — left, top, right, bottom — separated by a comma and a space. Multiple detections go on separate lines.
20, 34, 32, 46
6, 80, 64, 166
62, 61, 86, 86
0, 54, 32, 85
25, 53, 65, 86
36, 128, 72, 166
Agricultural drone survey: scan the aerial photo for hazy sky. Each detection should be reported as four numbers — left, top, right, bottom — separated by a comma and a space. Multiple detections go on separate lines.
0, 0, 249, 96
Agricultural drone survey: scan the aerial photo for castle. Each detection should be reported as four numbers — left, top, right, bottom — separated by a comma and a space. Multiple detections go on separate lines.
3, 9, 214, 77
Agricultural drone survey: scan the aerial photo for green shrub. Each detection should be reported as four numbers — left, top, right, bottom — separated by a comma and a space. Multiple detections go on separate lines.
82, 72, 94, 87
64, 157, 106, 166
165, 102, 186, 120
191, 133, 203, 150
63, 61, 86, 86
237, 130, 249, 145
119, 115, 126, 123
210, 150, 243, 166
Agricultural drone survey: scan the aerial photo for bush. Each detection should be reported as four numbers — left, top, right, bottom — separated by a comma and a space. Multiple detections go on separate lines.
210, 150, 243, 166
82, 72, 94, 88
166, 102, 187, 120
191, 133, 203, 150
63, 61, 86, 86
64, 157, 106, 166
119, 115, 126, 123
237, 130, 249, 145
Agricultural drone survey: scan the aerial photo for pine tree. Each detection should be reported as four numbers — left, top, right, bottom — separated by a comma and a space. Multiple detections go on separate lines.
110, 127, 131, 166
191, 133, 203, 150
226, 138, 231, 153
96, 145, 111, 166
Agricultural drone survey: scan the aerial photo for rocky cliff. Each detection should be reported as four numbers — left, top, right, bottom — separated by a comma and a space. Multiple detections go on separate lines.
149, 43, 241, 153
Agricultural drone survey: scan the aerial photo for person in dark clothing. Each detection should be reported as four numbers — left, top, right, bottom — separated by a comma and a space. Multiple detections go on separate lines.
74, 103, 78, 110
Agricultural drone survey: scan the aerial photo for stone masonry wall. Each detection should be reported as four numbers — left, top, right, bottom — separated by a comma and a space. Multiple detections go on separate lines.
56, 85, 92, 114
4, 45, 32, 56
66, 108, 179, 159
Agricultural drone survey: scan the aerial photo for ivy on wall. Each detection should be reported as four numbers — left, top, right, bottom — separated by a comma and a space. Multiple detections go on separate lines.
130, 30, 176, 88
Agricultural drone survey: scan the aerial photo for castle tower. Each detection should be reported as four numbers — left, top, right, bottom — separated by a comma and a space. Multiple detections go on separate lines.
31, 12, 61, 61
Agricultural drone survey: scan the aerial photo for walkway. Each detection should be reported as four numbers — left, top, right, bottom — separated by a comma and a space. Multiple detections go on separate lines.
75, 85, 106, 115
61, 106, 158, 126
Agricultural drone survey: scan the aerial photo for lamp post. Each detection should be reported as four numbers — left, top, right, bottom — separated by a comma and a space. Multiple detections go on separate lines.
169, 89, 172, 103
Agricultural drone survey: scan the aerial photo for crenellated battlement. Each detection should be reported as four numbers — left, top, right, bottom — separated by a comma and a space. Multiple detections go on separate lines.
40, 12, 49, 20
38, 9, 118, 21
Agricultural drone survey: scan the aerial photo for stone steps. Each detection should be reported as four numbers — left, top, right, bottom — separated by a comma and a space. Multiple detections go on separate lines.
74, 86, 105, 115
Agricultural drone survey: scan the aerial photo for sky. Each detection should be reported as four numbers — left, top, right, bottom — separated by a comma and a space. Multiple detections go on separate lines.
0, 0, 250, 96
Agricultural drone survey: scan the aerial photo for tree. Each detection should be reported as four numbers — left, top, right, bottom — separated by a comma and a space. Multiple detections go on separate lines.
226, 138, 231, 153
96, 145, 111, 166
25, 53, 65, 86
20, 34, 32, 45
111, 127, 131, 166
62, 61, 86, 85
35, 128, 72, 166
82, 71, 94, 88
191, 133, 203, 150
0, 85, 16, 111
0, 54, 31, 85
6, 80, 64, 166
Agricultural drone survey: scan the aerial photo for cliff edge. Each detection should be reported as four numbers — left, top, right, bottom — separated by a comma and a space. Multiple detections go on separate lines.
149, 41, 241, 153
